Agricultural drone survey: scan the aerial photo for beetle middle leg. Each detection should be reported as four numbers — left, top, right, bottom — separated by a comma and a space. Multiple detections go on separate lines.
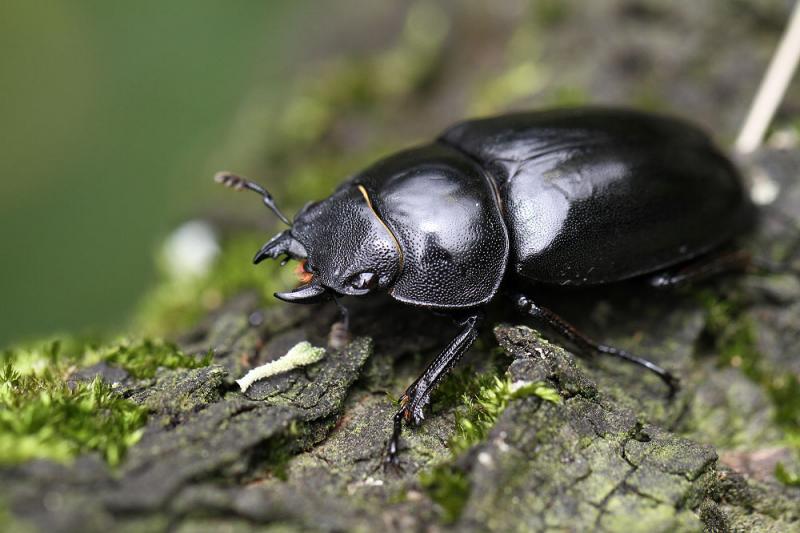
385, 312, 483, 469
511, 293, 679, 394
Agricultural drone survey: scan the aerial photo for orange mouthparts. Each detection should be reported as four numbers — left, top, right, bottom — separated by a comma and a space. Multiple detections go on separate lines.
294, 260, 314, 284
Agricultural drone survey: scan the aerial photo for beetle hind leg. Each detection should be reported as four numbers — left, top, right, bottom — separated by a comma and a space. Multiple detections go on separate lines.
649, 247, 800, 290
648, 249, 755, 289
511, 293, 679, 395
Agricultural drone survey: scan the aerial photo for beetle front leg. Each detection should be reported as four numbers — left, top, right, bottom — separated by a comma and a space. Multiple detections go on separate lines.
328, 296, 351, 350
385, 312, 483, 469
511, 293, 679, 395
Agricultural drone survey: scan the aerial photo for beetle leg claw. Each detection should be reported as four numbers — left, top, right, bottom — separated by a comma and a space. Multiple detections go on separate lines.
663, 372, 681, 399
383, 453, 405, 476
382, 408, 407, 475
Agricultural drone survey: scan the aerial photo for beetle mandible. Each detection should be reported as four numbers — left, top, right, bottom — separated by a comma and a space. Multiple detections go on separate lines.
217, 107, 756, 467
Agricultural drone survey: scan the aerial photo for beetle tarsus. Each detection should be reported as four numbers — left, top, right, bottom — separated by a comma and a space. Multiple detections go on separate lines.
512, 293, 679, 394
383, 409, 407, 474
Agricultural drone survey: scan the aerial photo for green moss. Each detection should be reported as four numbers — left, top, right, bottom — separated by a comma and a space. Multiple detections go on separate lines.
0, 365, 146, 466
697, 289, 800, 484
699, 291, 762, 380
86, 338, 211, 380
775, 462, 800, 487
5, 338, 92, 375
231, 0, 449, 217
6, 334, 210, 381
450, 374, 510, 454
0, 496, 35, 533
420, 369, 561, 522
470, 61, 543, 116
0, 333, 213, 466
246, 421, 306, 482
272, 0, 447, 150
432, 365, 493, 412
450, 374, 561, 455
770, 373, 800, 435
386, 487, 409, 505
469, 24, 544, 116
548, 86, 590, 107
419, 464, 470, 524
533, 0, 570, 26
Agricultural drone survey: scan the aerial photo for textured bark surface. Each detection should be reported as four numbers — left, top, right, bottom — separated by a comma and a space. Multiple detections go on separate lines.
2, 149, 799, 532
3, 2, 800, 531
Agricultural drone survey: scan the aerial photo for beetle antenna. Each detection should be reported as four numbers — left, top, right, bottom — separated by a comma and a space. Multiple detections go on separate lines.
214, 171, 291, 225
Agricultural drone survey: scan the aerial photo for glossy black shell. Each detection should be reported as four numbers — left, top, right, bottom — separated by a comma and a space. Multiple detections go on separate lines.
282, 107, 755, 310
440, 108, 755, 286
353, 143, 509, 308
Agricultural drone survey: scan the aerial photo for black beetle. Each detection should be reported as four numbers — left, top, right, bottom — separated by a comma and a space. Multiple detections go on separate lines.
217, 107, 756, 466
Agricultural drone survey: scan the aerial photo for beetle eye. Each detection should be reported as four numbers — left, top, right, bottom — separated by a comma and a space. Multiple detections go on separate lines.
351, 272, 377, 291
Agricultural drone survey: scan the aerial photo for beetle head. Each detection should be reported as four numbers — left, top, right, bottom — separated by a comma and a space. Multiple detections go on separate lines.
255, 185, 401, 303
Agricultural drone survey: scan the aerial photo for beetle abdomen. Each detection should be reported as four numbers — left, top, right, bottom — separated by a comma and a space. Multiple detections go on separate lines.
441, 108, 755, 285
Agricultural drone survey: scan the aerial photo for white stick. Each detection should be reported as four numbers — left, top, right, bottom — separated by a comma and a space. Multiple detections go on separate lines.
735, 0, 800, 154
236, 341, 326, 392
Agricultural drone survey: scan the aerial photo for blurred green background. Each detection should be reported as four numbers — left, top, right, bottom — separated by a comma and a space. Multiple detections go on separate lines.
0, 0, 794, 346
0, 1, 310, 344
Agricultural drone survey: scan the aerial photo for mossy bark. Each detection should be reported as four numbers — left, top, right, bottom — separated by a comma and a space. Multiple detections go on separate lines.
2, 148, 799, 531
4, 2, 800, 531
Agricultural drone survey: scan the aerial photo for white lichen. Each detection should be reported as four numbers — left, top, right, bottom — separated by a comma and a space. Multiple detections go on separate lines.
236, 341, 326, 392
161, 220, 220, 278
